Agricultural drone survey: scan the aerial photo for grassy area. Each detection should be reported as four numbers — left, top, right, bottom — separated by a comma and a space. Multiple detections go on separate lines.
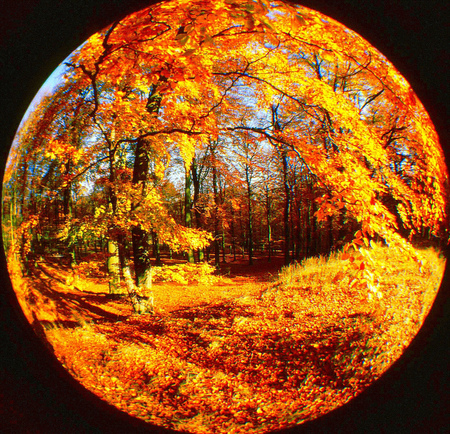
7, 244, 446, 433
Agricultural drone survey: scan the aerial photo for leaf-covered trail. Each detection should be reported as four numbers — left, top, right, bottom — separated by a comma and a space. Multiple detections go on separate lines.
11, 248, 445, 434
21, 255, 277, 325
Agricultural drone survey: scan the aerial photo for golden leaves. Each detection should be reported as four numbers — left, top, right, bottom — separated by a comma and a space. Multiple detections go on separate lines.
7, 0, 447, 299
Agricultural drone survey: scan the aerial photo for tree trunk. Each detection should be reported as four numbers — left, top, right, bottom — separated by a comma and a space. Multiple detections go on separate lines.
271, 105, 291, 265
265, 185, 272, 262
282, 148, 291, 265
221, 228, 226, 263
152, 231, 162, 266
308, 184, 318, 256
132, 226, 152, 290
231, 202, 237, 261
131, 137, 153, 296
123, 80, 166, 311
328, 214, 333, 254
191, 159, 205, 262
63, 177, 77, 267
106, 146, 123, 294
122, 257, 153, 315
212, 163, 220, 268
107, 240, 122, 294
185, 165, 195, 263
245, 165, 254, 265
296, 203, 302, 260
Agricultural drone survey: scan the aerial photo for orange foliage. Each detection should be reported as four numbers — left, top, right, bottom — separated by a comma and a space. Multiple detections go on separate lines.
2, 1, 448, 431
5, 0, 446, 291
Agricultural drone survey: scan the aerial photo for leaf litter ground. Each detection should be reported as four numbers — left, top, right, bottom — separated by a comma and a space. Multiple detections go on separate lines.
10, 246, 446, 434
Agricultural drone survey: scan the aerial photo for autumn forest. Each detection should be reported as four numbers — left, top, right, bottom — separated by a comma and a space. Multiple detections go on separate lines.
2, 0, 448, 433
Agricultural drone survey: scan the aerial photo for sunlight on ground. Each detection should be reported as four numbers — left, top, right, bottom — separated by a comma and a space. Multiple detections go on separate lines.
7, 245, 446, 433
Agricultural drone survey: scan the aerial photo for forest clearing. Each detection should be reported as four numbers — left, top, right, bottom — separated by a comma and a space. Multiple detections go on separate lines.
2, 0, 448, 432
8, 244, 445, 433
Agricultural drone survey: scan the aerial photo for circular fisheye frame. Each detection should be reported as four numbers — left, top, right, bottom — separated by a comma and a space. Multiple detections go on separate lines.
1, 0, 448, 433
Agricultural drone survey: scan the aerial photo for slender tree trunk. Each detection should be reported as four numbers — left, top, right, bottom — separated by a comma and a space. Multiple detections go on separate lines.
296, 203, 302, 260
305, 182, 313, 257
106, 147, 122, 294
290, 199, 296, 259
282, 148, 291, 265
63, 180, 77, 267
185, 165, 195, 263
231, 202, 237, 261
328, 215, 333, 254
152, 231, 162, 266
191, 159, 205, 262
221, 227, 226, 263
303, 193, 309, 258
265, 186, 272, 262
309, 185, 318, 256
239, 207, 245, 259
245, 165, 254, 265
212, 163, 220, 268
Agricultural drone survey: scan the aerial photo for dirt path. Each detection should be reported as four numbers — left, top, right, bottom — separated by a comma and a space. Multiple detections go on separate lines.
21, 255, 284, 327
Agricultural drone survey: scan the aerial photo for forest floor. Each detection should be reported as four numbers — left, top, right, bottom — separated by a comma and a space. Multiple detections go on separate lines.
8, 245, 446, 434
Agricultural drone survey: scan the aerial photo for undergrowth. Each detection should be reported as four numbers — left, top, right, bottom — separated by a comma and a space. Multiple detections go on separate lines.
152, 262, 220, 285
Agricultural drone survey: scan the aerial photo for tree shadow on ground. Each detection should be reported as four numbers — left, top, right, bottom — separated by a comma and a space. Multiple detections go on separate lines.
23, 258, 378, 394
24, 262, 130, 329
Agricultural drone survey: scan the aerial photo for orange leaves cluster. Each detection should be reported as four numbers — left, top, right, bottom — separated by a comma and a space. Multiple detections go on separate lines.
5, 0, 447, 306
335, 236, 380, 299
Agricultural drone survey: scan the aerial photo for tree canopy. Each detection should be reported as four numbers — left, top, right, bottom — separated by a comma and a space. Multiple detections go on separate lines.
3, 0, 448, 304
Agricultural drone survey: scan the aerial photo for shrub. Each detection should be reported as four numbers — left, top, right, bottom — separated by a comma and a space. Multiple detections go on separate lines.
152, 262, 218, 285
